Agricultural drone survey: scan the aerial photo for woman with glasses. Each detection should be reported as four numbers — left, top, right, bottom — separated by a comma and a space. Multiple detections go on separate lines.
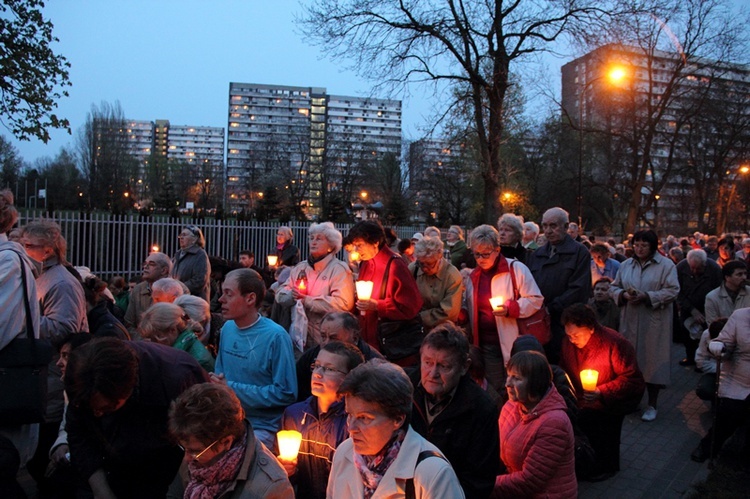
280, 341, 365, 499
327, 360, 464, 498
408, 236, 464, 332
462, 224, 544, 392
272, 225, 301, 267
172, 225, 211, 301
276, 222, 355, 349
345, 220, 423, 360
610, 229, 679, 422
168, 383, 293, 498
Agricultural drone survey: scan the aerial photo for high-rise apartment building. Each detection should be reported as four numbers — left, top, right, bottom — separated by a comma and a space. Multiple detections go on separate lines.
226, 82, 402, 217
561, 44, 750, 233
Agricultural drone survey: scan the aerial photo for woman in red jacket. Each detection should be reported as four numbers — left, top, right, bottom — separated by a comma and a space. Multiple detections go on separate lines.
346, 220, 423, 361
493, 351, 577, 498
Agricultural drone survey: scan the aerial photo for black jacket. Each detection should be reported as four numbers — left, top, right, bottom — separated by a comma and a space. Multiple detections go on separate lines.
410, 374, 500, 499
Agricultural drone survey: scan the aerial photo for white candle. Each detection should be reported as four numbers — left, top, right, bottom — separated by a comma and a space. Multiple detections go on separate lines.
580, 369, 599, 392
489, 296, 504, 311
277, 430, 302, 461
356, 280, 374, 316
267, 255, 279, 267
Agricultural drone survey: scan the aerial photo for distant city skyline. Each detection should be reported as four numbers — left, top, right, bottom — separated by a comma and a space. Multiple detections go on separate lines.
5, 0, 746, 165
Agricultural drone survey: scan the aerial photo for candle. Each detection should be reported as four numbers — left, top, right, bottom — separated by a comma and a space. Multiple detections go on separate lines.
277, 430, 302, 461
349, 251, 360, 262
580, 369, 599, 392
489, 296, 504, 311
355, 280, 374, 316
298, 279, 307, 292
267, 255, 278, 267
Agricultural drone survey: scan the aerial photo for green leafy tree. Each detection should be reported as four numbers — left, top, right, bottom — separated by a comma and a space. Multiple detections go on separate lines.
0, 0, 71, 142
34, 147, 85, 210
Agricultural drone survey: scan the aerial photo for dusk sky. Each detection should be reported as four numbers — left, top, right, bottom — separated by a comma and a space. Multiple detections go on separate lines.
5, 0, 746, 165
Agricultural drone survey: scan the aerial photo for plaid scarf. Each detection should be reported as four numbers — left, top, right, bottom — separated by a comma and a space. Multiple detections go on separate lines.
353, 429, 407, 499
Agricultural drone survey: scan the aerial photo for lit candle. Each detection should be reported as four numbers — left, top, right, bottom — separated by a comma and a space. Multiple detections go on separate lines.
580, 369, 599, 392
267, 255, 278, 267
349, 250, 360, 262
298, 279, 307, 292
150, 244, 160, 253
489, 296, 504, 311
277, 430, 302, 461
355, 280, 374, 316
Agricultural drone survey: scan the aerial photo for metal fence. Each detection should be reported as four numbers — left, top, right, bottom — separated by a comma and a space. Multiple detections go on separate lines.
17, 211, 426, 280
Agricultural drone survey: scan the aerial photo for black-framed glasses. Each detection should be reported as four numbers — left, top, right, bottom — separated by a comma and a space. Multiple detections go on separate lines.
473, 251, 495, 260
310, 362, 348, 376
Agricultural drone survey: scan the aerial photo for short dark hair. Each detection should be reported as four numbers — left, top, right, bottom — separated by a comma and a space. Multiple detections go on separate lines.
420, 322, 469, 366
321, 341, 365, 372
384, 227, 398, 246
338, 359, 412, 426
64, 338, 138, 411
397, 238, 412, 253
239, 250, 255, 258
344, 220, 386, 248
169, 384, 246, 445
632, 230, 659, 254
506, 351, 552, 401
561, 303, 599, 330
593, 277, 613, 287
708, 318, 728, 339
58, 332, 93, 353
722, 260, 747, 279
590, 243, 610, 258
226, 268, 265, 304
718, 236, 735, 252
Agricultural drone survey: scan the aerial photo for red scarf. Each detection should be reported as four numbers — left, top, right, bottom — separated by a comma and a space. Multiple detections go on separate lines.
184, 429, 247, 499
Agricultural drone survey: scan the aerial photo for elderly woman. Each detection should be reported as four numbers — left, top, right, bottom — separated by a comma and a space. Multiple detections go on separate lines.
327, 360, 464, 498
276, 222, 355, 349
174, 293, 216, 346
497, 213, 526, 262
611, 229, 679, 422
493, 351, 577, 498
167, 383, 293, 498
139, 302, 215, 372
172, 225, 211, 301
463, 224, 544, 391
0, 190, 41, 490
272, 225, 301, 267
408, 236, 464, 331
345, 220, 423, 359
445, 225, 468, 268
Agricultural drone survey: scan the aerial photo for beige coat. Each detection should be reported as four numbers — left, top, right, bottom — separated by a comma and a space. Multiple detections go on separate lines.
611, 252, 679, 385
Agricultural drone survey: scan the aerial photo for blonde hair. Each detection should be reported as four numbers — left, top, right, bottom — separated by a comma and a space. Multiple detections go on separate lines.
139, 302, 201, 345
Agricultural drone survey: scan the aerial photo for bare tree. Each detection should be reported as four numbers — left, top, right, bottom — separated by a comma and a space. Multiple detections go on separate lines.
298, 0, 607, 223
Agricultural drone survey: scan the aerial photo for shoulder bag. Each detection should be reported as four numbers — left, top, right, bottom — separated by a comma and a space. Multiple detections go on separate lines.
0, 250, 53, 425
508, 260, 551, 345
376, 258, 424, 361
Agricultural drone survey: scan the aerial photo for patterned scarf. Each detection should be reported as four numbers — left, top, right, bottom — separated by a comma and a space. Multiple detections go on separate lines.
353, 429, 406, 499
184, 429, 247, 499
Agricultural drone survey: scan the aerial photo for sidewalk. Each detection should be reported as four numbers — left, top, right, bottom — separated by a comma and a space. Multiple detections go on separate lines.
579, 345, 712, 498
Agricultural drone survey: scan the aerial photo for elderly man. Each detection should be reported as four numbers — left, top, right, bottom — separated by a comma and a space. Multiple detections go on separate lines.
735, 238, 750, 261
151, 277, 186, 304
567, 222, 583, 242
676, 249, 722, 366
295, 312, 383, 401
704, 260, 750, 325
410, 323, 499, 499
526, 207, 592, 363
408, 236, 464, 331
124, 252, 173, 338
560, 304, 645, 481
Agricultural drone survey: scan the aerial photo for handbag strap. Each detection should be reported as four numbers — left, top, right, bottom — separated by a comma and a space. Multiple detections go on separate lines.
379, 256, 396, 300
405, 451, 447, 499
1, 249, 35, 340
508, 259, 520, 301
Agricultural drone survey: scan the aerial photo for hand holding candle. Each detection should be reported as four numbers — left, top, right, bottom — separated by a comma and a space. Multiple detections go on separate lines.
580, 369, 599, 392
267, 255, 279, 268
355, 280, 374, 315
489, 296, 506, 316
277, 430, 302, 461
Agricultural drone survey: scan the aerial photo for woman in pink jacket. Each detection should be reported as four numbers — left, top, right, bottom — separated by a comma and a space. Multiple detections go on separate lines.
493, 351, 577, 498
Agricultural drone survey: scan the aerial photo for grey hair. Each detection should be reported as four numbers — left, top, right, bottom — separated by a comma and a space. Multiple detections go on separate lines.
686, 249, 708, 265
174, 294, 210, 327
149, 252, 173, 275
523, 221, 539, 236
309, 222, 343, 252
414, 235, 444, 259
152, 278, 185, 300
424, 226, 441, 238
278, 226, 293, 241
448, 225, 464, 240
543, 207, 570, 225
468, 224, 500, 249
497, 213, 523, 242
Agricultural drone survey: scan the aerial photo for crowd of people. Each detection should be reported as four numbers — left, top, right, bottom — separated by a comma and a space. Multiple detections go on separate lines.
1, 185, 749, 498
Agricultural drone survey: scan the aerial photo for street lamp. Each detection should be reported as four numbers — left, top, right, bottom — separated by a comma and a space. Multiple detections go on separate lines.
576, 64, 628, 226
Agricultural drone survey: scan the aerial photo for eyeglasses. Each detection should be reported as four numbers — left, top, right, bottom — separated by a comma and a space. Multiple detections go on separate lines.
179, 438, 220, 461
310, 362, 348, 376
473, 251, 495, 260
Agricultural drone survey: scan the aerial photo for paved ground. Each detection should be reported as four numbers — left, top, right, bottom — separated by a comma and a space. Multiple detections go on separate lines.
579, 344, 713, 498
